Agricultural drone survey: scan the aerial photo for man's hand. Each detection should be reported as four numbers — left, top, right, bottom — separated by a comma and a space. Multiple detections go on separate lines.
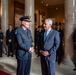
29, 47, 34, 54
40, 51, 50, 56
9, 39, 11, 42
1, 39, 3, 42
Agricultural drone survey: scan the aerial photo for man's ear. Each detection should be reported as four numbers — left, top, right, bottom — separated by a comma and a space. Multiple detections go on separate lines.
21, 21, 24, 25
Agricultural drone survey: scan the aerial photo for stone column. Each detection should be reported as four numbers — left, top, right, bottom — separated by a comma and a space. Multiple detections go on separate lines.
37, 11, 40, 26
64, 0, 76, 65
25, 0, 34, 39
1, 0, 9, 54
1, 0, 9, 35
8, 0, 14, 28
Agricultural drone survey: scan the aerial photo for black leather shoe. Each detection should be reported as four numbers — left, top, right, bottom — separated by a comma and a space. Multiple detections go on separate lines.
73, 68, 76, 71
11, 55, 13, 57
37, 55, 40, 57
7, 55, 10, 57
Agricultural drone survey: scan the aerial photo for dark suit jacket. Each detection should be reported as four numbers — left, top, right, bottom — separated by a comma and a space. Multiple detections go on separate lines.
6, 29, 15, 45
40, 29, 60, 61
73, 31, 76, 50
15, 26, 33, 60
0, 32, 4, 42
56, 29, 64, 42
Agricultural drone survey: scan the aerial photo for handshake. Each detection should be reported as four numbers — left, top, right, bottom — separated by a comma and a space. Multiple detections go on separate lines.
29, 47, 34, 54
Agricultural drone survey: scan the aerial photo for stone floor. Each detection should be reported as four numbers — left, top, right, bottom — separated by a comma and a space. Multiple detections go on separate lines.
0, 53, 76, 75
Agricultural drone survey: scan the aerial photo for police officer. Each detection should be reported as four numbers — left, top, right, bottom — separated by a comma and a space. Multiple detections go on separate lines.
0, 28, 4, 57
56, 24, 64, 65
37, 26, 43, 57
15, 16, 34, 75
73, 28, 76, 71
6, 24, 15, 57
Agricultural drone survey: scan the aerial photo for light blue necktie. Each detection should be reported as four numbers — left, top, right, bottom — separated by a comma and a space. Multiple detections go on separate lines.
44, 30, 48, 42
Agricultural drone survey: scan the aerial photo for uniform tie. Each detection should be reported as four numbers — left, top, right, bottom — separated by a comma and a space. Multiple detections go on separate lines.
25, 29, 28, 37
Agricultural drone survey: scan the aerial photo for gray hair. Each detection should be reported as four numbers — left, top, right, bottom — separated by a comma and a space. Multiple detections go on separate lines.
45, 18, 53, 25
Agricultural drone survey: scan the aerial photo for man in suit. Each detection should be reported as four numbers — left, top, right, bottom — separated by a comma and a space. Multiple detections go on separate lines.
56, 24, 64, 65
0, 28, 4, 57
15, 16, 34, 75
40, 18, 60, 75
73, 28, 76, 71
6, 24, 15, 57
36, 26, 43, 57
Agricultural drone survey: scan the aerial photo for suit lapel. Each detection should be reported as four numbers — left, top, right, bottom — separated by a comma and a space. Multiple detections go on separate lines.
21, 27, 27, 35
20, 27, 31, 39
20, 27, 28, 39
44, 29, 53, 43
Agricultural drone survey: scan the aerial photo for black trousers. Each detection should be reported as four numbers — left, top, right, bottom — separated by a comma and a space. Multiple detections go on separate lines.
17, 58, 31, 75
40, 55, 55, 75
7, 42, 14, 56
40, 56, 48, 75
0, 42, 3, 57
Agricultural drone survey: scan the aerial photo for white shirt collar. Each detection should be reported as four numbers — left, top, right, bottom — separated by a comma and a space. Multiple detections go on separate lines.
46, 28, 52, 35
22, 26, 26, 30
48, 28, 51, 32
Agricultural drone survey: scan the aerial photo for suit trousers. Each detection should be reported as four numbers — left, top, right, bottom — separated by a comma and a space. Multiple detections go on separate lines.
17, 58, 31, 75
7, 42, 14, 56
40, 55, 55, 75
0, 42, 3, 57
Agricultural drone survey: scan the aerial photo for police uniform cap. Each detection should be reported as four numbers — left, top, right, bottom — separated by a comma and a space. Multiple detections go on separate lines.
19, 16, 31, 22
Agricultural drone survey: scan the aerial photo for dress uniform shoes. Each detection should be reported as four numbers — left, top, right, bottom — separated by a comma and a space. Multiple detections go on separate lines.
0, 55, 2, 57
11, 55, 14, 57
73, 68, 76, 71
37, 55, 40, 57
7, 55, 10, 57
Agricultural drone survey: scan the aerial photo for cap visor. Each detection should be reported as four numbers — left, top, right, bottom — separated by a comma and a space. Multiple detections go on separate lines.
24, 20, 31, 22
